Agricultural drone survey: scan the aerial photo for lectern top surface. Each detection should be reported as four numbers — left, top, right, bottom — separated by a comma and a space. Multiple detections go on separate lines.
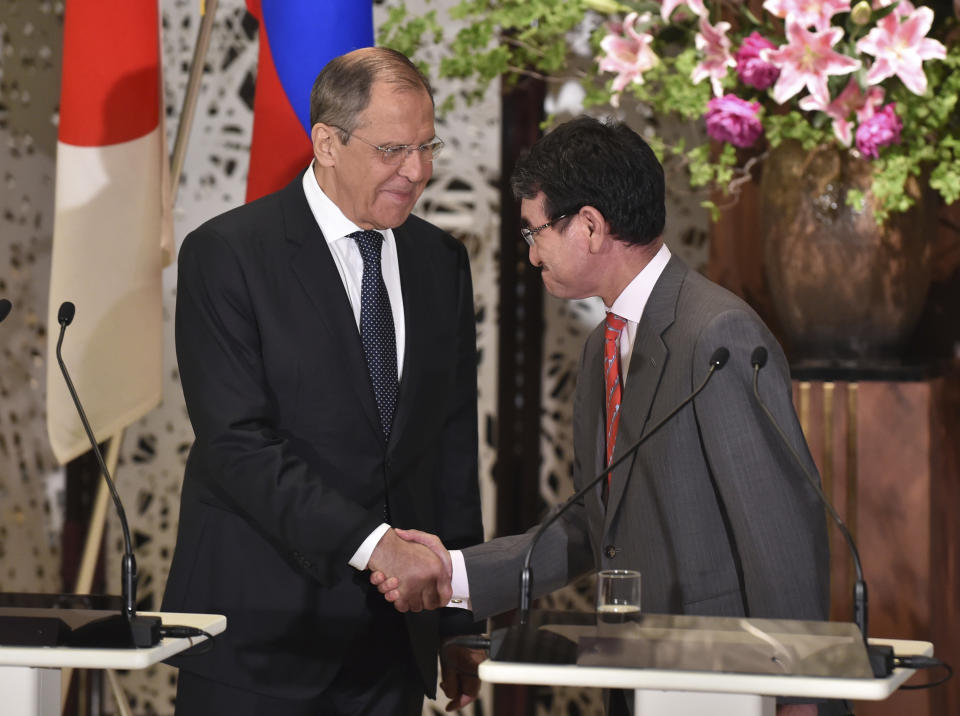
492, 610, 875, 680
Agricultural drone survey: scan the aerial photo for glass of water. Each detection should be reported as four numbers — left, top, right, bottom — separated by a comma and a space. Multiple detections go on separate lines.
596, 569, 641, 621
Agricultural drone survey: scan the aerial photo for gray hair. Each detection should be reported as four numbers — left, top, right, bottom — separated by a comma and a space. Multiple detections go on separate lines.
309, 47, 434, 141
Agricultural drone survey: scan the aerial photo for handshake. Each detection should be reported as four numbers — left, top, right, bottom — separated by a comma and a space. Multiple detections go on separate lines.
368, 529, 486, 711
367, 527, 454, 613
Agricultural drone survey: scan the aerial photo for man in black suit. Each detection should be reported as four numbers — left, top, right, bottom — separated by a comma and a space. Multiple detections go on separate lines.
161, 47, 483, 715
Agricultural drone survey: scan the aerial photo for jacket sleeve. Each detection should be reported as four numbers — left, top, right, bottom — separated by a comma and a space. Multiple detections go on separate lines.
692, 309, 830, 621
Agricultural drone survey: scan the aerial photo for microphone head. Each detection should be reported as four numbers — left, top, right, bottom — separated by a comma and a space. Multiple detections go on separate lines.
58, 301, 76, 326
709, 347, 729, 370
751, 346, 768, 369
0, 298, 11, 323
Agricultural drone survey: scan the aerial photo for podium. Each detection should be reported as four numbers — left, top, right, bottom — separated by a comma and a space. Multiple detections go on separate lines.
479, 611, 933, 716
0, 611, 226, 716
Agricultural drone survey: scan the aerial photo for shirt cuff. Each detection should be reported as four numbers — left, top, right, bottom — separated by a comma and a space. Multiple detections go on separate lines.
445, 549, 472, 610
349, 523, 391, 570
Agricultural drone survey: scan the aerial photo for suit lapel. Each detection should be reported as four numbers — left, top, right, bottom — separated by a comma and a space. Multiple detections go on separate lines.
578, 324, 607, 520
282, 175, 382, 437
388, 223, 424, 452
604, 256, 687, 522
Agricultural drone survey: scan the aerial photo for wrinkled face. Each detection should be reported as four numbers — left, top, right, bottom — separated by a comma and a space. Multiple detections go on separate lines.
522, 194, 597, 300
315, 81, 436, 230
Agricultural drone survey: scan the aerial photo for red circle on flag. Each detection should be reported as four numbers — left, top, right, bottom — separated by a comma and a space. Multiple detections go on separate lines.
59, 1, 160, 147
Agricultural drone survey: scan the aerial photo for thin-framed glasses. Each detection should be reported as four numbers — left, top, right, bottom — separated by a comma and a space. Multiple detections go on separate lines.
520, 215, 569, 246
331, 125, 444, 165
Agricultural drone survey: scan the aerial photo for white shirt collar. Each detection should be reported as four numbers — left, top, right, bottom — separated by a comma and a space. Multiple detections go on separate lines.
604, 243, 672, 322
301, 162, 391, 245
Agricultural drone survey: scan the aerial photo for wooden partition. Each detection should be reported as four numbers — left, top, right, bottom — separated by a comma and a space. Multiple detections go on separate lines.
793, 374, 960, 715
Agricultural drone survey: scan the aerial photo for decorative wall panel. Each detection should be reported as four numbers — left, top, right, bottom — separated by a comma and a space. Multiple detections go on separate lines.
0, 0, 63, 595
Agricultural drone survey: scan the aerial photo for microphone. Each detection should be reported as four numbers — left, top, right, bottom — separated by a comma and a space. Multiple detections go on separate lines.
751, 346, 891, 677
0, 298, 11, 323
55, 301, 160, 647
518, 346, 730, 624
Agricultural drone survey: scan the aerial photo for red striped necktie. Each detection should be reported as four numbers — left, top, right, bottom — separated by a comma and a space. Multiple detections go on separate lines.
603, 312, 628, 482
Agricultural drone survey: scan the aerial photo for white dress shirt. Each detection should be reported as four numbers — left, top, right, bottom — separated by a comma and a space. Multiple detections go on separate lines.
300, 166, 402, 570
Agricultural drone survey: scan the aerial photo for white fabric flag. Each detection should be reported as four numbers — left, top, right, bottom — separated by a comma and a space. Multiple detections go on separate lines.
46, 0, 171, 464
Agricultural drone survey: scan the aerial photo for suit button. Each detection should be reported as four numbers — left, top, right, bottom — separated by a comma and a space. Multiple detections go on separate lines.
604, 545, 617, 559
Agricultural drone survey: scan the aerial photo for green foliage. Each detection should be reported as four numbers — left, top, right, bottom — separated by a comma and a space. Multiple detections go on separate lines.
764, 112, 833, 151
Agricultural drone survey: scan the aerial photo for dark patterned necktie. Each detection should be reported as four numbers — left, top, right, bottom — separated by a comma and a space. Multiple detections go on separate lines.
603, 313, 628, 479
350, 230, 397, 438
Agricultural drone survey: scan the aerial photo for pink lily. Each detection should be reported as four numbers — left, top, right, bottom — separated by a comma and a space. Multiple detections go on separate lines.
799, 78, 885, 145
598, 13, 659, 106
660, 0, 708, 21
857, 5, 947, 95
762, 0, 852, 31
872, 0, 916, 16
692, 17, 736, 97
762, 22, 861, 105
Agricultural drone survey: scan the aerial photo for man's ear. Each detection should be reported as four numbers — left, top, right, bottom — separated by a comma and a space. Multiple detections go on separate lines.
580, 205, 612, 253
311, 123, 338, 167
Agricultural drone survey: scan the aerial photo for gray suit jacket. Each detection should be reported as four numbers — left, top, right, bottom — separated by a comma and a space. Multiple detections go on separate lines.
464, 255, 829, 622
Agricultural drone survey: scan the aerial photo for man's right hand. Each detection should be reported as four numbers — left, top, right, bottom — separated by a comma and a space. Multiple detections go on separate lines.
367, 528, 452, 612
370, 528, 453, 611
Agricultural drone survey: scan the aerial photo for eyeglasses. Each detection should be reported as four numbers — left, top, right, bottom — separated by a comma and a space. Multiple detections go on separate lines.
332, 125, 444, 165
520, 215, 569, 246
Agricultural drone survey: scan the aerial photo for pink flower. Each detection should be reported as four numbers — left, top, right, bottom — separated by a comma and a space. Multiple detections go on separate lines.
660, 0, 708, 21
799, 78, 885, 145
762, 0, 852, 30
762, 22, 861, 105
735, 32, 780, 90
872, 0, 915, 16
692, 18, 736, 97
856, 6, 947, 95
598, 13, 659, 106
855, 103, 902, 158
705, 94, 764, 147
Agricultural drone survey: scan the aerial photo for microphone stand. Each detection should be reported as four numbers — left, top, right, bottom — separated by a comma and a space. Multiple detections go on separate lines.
518, 347, 730, 625
55, 302, 160, 647
751, 346, 891, 677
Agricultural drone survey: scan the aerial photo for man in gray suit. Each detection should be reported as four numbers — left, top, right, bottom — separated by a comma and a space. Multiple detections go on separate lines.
375, 116, 830, 715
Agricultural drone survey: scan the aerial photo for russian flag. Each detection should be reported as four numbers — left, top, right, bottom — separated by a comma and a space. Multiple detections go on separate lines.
246, 0, 374, 202
47, 0, 171, 464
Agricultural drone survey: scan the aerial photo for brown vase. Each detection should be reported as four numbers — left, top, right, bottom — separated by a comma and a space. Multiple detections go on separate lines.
760, 140, 934, 366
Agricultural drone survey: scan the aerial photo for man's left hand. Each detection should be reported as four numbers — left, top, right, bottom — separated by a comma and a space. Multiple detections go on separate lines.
440, 641, 486, 712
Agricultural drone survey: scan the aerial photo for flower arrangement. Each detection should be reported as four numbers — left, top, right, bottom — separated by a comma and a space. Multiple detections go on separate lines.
380, 0, 960, 221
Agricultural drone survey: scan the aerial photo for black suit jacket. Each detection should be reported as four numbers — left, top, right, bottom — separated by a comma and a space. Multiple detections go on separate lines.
161, 173, 483, 698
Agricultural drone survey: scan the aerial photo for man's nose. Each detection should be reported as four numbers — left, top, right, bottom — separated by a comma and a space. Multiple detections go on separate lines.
397, 149, 429, 182
528, 243, 542, 267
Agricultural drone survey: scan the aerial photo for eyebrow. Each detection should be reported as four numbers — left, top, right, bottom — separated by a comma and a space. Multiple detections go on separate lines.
376, 134, 439, 147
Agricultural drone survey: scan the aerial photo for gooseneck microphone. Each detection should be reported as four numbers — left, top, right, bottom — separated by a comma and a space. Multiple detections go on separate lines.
56, 301, 160, 647
0, 298, 11, 323
518, 346, 730, 624
750, 346, 892, 676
